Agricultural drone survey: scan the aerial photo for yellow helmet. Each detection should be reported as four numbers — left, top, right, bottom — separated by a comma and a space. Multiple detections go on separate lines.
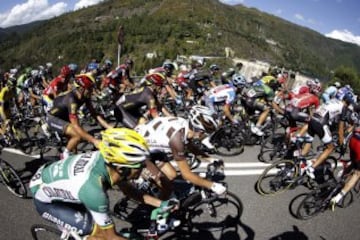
99, 128, 149, 168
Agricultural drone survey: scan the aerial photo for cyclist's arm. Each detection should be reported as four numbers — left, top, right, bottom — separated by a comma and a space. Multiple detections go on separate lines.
118, 181, 162, 207
170, 132, 213, 190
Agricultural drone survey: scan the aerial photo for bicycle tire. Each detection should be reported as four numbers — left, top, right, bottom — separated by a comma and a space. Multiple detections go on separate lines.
187, 191, 243, 232
0, 159, 27, 198
296, 189, 328, 220
31, 224, 61, 240
256, 159, 299, 196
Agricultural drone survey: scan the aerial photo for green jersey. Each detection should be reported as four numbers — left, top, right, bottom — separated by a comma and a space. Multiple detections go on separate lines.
30, 151, 114, 227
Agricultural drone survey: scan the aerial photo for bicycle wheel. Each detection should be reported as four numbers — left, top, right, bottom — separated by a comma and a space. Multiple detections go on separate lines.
0, 159, 27, 198
187, 191, 243, 232
31, 224, 61, 240
258, 133, 286, 163
212, 125, 244, 156
256, 159, 299, 196
296, 190, 327, 220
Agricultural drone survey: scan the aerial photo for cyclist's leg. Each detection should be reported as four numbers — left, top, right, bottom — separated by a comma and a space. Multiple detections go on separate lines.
141, 158, 174, 200
33, 198, 94, 236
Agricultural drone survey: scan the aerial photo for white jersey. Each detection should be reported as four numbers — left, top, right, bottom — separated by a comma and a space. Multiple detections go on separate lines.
315, 98, 344, 120
135, 117, 189, 153
206, 84, 236, 104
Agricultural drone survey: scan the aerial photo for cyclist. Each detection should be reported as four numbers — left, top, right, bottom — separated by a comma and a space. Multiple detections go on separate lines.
44, 62, 54, 80
135, 112, 226, 198
296, 92, 355, 179
147, 61, 179, 103
288, 78, 321, 99
331, 109, 360, 208
47, 73, 112, 160
220, 62, 243, 85
115, 72, 173, 129
30, 128, 175, 240
16, 67, 32, 107
321, 82, 341, 104
101, 59, 135, 93
204, 73, 245, 124
335, 84, 353, 101
240, 79, 276, 136
42, 65, 72, 112
0, 77, 17, 136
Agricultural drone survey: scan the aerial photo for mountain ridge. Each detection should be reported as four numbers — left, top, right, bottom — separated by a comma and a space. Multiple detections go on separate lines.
0, 0, 359, 77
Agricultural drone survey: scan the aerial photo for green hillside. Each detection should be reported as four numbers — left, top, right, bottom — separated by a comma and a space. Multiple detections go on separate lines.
0, 0, 359, 78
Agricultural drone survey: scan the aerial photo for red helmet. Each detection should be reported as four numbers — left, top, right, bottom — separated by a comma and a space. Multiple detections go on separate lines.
60, 65, 71, 77
146, 73, 165, 86
74, 74, 95, 89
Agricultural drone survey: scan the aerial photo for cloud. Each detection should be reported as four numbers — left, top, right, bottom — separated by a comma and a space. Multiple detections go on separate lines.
294, 13, 304, 21
74, 0, 105, 10
0, 0, 106, 28
275, 9, 283, 15
325, 29, 360, 46
219, 0, 245, 5
0, 0, 67, 28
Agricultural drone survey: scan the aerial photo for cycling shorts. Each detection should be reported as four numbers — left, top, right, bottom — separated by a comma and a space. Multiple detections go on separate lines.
34, 198, 94, 236
308, 117, 332, 144
47, 114, 69, 134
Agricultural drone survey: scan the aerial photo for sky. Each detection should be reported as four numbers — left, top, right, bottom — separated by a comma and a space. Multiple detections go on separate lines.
0, 0, 359, 46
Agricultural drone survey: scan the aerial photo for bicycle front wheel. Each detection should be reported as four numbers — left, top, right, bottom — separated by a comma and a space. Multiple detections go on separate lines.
296, 190, 326, 220
256, 159, 298, 196
0, 159, 27, 198
31, 224, 61, 240
187, 191, 243, 232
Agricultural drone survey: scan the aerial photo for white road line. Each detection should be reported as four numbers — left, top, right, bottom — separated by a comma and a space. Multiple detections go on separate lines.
3, 147, 277, 176
2, 147, 41, 159
198, 162, 270, 168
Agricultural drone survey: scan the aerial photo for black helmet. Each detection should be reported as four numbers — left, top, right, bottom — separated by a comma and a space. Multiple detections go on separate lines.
209, 64, 220, 72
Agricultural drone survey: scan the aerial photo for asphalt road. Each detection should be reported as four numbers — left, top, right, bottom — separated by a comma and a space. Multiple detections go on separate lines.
0, 139, 359, 240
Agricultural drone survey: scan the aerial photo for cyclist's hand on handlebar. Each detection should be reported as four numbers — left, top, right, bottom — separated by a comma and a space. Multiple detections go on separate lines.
211, 182, 227, 195
160, 198, 179, 212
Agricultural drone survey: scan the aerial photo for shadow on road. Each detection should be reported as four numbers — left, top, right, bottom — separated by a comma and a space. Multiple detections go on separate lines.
269, 225, 308, 240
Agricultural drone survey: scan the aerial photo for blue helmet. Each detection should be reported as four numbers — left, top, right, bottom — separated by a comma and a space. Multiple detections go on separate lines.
343, 91, 355, 105
231, 74, 246, 87
87, 62, 99, 71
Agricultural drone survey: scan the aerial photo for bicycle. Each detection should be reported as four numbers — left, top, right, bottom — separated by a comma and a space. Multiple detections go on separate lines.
0, 115, 35, 154
30, 204, 178, 240
256, 139, 336, 196
295, 172, 359, 220
0, 147, 27, 198
113, 161, 243, 233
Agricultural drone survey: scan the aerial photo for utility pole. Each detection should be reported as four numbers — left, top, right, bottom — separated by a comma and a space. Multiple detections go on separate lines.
117, 25, 125, 66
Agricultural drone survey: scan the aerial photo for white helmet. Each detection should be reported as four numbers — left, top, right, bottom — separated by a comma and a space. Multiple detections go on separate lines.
334, 81, 341, 88
189, 105, 218, 133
